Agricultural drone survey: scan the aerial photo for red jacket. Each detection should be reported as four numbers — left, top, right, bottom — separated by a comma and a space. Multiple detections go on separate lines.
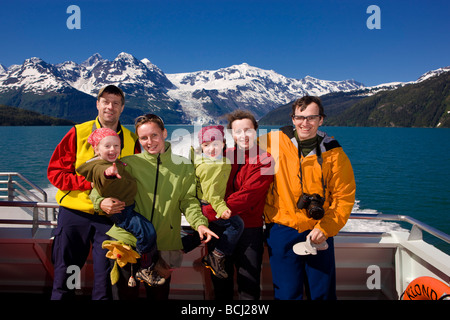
202, 145, 274, 228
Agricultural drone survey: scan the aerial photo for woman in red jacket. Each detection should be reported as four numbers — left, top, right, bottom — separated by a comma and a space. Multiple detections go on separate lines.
201, 110, 274, 300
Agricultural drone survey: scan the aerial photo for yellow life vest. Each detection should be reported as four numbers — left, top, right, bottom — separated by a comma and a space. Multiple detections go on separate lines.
55, 118, 138, 214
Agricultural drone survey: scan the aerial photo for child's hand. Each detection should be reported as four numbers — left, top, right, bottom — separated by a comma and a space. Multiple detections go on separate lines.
221, 209, 231, 220
104, 163, 121, 179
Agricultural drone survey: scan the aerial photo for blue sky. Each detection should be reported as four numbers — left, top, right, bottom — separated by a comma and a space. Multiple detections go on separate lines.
1, 0, 449, 86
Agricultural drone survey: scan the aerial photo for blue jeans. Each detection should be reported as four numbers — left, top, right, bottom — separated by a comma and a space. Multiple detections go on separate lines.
265, 223, 336, 300
109, 204, 157, 257
209, 215, 244, 256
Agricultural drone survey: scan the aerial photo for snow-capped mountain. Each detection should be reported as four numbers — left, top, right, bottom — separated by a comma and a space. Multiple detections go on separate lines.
0, 52, 448, 124
0, 53, 183, 123
59, 52, 174, 96
0, 57, 100, 122
166, 63, 364, 123
414, 66, 450, 83
363, 66, 450, 96
0, 57, 74, 94
54, 52, 185, 123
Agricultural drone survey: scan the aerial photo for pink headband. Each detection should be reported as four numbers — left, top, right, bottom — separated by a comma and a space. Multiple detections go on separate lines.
88, 128, 119, 148
198, 125, 225, 144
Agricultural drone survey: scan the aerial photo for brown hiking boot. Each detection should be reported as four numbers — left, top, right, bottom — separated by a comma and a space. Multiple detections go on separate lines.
202, 251, 228, 279
135, 267, 166, 286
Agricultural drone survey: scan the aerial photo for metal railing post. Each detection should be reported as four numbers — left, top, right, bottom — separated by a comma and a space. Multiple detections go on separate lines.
7, 174, 14, 201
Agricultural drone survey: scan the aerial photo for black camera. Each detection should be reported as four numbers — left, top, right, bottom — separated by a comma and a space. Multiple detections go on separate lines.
297, 193, 325, 220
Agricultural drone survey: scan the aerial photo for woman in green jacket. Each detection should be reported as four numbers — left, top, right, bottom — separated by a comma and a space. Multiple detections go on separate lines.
92, 114, 217, 300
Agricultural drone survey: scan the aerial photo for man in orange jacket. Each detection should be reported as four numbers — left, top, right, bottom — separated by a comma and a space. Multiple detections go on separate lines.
260, 96, 356, 300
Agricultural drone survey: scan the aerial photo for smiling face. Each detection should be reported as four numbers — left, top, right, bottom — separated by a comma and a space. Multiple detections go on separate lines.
94, 135, 121, 162
231, 118, 257, 150
96, 92, 125, 128
201, 140, 225, 159
137, 122, 168, 154
292, 102, 324, 141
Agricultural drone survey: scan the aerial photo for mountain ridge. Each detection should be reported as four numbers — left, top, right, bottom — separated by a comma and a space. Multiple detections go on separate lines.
260, 70, 450, 128
0, 52, 448, 125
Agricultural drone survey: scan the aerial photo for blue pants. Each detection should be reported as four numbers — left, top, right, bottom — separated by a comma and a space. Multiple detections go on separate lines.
265, 223, 336, 300
51, 206, 113, 300
210, 215, 244, 256
109, 204, 157, 259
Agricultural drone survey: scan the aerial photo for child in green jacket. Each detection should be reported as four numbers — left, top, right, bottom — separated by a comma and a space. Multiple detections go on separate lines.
194, 125, 244, 279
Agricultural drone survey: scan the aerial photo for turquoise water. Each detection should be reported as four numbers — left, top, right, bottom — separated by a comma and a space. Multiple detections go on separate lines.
1, 125, 449, 245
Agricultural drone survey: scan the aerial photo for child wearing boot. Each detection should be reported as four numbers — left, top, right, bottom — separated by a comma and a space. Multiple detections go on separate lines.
77, 128, 165, 286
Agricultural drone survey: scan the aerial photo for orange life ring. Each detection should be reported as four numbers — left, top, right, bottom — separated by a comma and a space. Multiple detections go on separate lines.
403, 276, 450, 300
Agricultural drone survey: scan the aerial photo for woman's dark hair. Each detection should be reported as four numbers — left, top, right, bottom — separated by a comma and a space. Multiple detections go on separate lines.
134, 114, 165, 132
226, 109, 258, 130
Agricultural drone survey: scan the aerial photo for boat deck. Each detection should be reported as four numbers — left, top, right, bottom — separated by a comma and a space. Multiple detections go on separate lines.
0, 215, 448, 300
0, 172, 449, 300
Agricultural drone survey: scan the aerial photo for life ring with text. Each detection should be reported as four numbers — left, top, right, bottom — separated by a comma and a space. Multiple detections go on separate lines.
403, 276, 450, 300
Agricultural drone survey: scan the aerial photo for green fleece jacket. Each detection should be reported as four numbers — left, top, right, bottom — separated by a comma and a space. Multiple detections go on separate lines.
193, 153, 231, 218
77, 158, 136, 206
91, 142, 208, 251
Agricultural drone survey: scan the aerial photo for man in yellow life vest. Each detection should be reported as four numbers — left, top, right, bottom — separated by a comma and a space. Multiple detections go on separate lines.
47, 85, 141, 300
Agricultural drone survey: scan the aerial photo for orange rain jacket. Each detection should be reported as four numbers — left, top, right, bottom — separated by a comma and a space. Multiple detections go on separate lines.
260, 127, 356, 238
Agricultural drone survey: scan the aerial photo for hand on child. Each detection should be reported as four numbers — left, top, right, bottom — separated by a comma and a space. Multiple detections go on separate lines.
221, 209, 232, 220
104, 163, 122, 179
100, 197, 125, 215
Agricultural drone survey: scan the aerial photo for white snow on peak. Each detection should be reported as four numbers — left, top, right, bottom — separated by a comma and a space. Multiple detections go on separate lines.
0, 56, 71, 94
115, 52, 136, 62
363, 66, 450, 96
81, 53, 104, 69
415, 66, 450, 83
0, 52, 448, 124
165, 63, 365, 123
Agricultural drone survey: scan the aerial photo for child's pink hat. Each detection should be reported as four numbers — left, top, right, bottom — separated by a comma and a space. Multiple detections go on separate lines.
88, 128, 119, 148
198, 125, 225, 144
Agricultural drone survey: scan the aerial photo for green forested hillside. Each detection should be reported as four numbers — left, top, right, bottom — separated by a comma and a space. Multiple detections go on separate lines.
0, 105, 75, 126
258, 90, 368, 126
326, 71, 450, 127
259, 71, 450, 128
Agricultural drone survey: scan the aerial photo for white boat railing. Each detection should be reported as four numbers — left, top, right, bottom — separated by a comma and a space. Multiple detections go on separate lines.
0, 172, 51, 220
349, 213, 450, 245
0, 201, 59, 237
1, 200, 449, 248
1, 172, 449, 245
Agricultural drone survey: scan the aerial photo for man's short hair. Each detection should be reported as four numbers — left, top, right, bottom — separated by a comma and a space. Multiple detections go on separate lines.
97, 85, 125, 106
291, 96, 326, 118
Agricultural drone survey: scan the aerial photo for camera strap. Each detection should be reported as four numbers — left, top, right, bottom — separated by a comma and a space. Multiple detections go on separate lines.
297, 140, 327, 199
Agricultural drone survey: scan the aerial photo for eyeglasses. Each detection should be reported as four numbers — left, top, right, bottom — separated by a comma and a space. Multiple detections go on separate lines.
292, 115, 321, 122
